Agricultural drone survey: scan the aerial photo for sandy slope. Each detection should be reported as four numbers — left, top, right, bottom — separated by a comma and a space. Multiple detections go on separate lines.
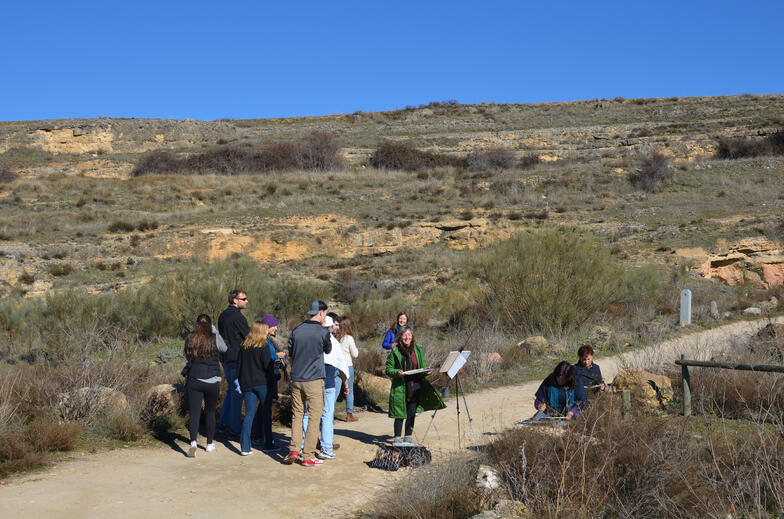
1, 317, 781, 519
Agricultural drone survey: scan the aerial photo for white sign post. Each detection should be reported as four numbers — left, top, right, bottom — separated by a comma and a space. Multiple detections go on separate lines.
680, 289, 692, 326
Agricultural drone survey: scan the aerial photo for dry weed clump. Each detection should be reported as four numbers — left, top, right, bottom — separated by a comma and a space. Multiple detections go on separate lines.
358, 455, 482, 519
0, 165, 17, 183
485, 396, 784, 518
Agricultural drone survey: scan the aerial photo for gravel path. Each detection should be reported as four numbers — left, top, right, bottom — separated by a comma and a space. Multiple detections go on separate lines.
1, 317, 780, 519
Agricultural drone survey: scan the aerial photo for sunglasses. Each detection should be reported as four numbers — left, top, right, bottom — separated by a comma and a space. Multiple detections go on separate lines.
236, 297, 248, 301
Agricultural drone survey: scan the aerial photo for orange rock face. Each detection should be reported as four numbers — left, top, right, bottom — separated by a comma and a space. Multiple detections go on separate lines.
762, 264, 784, 287
696, 238, 784, 288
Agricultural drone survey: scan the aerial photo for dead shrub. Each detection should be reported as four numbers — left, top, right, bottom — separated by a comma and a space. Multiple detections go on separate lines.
467, 146, 515, 171
108, 220, 135, 233
130, 151, 182, 176
630, 150, 674, 193
369, 141, 466, 171
47, 263, 73, 277
519, 153, 541, 169
0, 430, 46, 477
354, 348, 386, 377
297, 131, 343, 170
24, 417, 81, 452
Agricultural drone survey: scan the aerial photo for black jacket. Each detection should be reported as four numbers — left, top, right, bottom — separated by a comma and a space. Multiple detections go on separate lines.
237, 344, 274, 390
185, 335, 221, 380
217, 305, 250, 363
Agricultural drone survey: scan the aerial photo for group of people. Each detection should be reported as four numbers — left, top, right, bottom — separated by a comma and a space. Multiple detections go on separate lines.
181, 291, 361, 463
533, 345, 605, 420
182, 290, 605, 464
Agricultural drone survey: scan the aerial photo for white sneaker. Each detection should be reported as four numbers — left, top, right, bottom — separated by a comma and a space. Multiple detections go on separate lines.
403, 435, 417, 447
205, 443, 216, 453
241, 451, 252, 456
187, 441, 197, 458
317, 450, 336, 460
392, 436, 403, 447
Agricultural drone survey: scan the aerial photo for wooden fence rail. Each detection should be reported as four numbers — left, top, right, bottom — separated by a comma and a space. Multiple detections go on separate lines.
674, 354, 784, 416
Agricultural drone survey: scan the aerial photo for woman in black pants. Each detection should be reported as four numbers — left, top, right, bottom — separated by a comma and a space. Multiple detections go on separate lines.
183, 314, 227, 457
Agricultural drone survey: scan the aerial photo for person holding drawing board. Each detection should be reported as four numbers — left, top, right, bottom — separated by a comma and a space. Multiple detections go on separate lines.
534, 361, 587, 420
385, 325, 445, 446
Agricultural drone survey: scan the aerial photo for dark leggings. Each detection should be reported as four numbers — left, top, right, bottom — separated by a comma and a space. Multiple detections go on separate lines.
394, 390, 420, 437
187, 379, 219, 443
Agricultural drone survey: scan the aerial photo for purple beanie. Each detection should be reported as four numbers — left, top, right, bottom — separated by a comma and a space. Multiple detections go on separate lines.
261, 314, 279, 328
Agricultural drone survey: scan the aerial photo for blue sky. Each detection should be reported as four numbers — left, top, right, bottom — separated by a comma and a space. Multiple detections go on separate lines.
1, 1, 781, 121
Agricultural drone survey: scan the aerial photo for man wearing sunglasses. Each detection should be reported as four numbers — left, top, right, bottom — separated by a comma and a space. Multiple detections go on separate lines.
217, 289, 251, 437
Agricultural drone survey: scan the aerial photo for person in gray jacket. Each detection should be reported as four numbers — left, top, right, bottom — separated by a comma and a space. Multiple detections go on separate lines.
283, 300, 332, 467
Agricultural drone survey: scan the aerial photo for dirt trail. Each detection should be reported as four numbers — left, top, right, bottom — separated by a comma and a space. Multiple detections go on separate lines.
1, 318, 781, 519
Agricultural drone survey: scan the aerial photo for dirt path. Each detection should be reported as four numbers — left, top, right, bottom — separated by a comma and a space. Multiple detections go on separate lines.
1, 317, 780, 519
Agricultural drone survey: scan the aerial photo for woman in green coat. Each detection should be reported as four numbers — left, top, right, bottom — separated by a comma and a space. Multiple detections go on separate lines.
385, 325, 445, 446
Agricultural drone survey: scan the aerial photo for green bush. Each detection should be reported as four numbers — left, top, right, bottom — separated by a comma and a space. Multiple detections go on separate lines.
473, 228, 622, 336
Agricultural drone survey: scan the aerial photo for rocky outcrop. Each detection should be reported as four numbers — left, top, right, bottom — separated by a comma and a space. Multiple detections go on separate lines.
517, 336, 564, 356
612, 370, 673, 409
695, 238, 784, 288
355, 371, 390, 410
142, 383, 184, 423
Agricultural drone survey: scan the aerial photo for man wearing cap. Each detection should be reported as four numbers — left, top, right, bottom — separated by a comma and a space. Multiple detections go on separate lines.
301, 315, 349, 460
284, 300, 332, 466
217, 289, 250, 436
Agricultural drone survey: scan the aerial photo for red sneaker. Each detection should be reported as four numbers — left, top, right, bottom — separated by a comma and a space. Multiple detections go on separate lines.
301, 457, 324, 467
283, 451, 299, 464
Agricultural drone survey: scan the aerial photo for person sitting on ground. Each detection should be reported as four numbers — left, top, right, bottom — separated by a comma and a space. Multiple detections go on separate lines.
236, 319, 283, 456
385, 325, 445, 446
573, 345, 606, 392
534, 361, 587, 420
183, 314, 227, 457
382, 312, 408, 350
337, 316, 360, 422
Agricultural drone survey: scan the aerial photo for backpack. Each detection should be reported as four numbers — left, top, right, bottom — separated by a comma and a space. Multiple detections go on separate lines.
370, 445, 431, 471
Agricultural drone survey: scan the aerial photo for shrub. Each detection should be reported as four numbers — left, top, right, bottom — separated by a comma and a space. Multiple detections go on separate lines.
630, 150, 673, 193
297, 131, 343, 170
108, 220, 135, 233
519, 153, 541, 169
47, 263, 73, 277
0, 166, 17, 183
467, 146, 516, 171
715, 128, 784, 159
359, 456, 482, 519
130, 151, 182, 176
473, 228, 622, 336
369, 142, 466, 171
136, 220, 159, 232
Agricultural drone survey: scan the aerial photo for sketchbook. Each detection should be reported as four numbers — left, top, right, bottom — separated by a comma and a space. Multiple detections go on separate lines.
401, 368, 434, 376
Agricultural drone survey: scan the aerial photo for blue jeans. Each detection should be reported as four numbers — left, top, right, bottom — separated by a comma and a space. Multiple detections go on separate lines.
346, 365, 355, 414
241, 385, 268, 453
251, 383, 274, 448
302, 385, 339, 453
219, 361, 242, 433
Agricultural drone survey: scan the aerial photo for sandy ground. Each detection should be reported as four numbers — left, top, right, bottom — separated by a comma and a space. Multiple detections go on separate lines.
1, 317, 781, 519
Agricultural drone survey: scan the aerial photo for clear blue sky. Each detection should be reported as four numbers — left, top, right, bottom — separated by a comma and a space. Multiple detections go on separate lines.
1, 1, 781, 121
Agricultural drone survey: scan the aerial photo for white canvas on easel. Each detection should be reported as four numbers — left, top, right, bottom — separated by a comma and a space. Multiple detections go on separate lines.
440, 350, 471, 379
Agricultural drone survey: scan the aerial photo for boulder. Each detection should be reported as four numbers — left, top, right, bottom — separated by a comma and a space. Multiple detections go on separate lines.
479, 352, 503, 365
762, 264, 784, 287
471, 499, 530, 519
56, 386, 128, 421
743, 307, 762, 315
355, 371, 390, 410
749, 323, 784, 360
518, 336, 550, 356
612, 370, 673, 409
143, 383, 184, 422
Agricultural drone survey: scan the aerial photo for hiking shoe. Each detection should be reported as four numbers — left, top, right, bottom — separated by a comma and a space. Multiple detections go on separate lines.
241, 451, 252, 456
283, 451, 299, 464
302, 457, 324, 467
317, 450, 336, 460
187, 442, 197, 458
205, 443, 216, 453
333, 443, 340, 450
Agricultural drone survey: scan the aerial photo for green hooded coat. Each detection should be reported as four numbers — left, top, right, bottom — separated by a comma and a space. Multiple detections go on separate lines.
385, 343, 446, 419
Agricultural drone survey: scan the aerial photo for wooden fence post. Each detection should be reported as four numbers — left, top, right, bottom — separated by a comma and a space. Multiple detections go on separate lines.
621, 389, 631, 419
681, 354, 691, 417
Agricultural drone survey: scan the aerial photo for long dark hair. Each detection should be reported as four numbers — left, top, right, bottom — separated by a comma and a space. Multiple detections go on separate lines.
545, 361, 577, 389
184, 316, 215, 359
389, 312, 408, 333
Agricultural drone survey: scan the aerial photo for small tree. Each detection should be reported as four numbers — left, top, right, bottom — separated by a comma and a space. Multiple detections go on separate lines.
630, 150, 673, 193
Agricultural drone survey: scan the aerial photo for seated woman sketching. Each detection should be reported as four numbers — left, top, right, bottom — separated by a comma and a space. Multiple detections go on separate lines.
533, 361, 587, 420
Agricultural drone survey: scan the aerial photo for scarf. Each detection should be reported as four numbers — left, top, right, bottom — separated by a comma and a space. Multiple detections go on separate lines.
400, 344, 417, 401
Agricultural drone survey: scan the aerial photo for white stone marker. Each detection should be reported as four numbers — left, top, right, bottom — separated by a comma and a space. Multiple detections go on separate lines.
680, 289, 692, 326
